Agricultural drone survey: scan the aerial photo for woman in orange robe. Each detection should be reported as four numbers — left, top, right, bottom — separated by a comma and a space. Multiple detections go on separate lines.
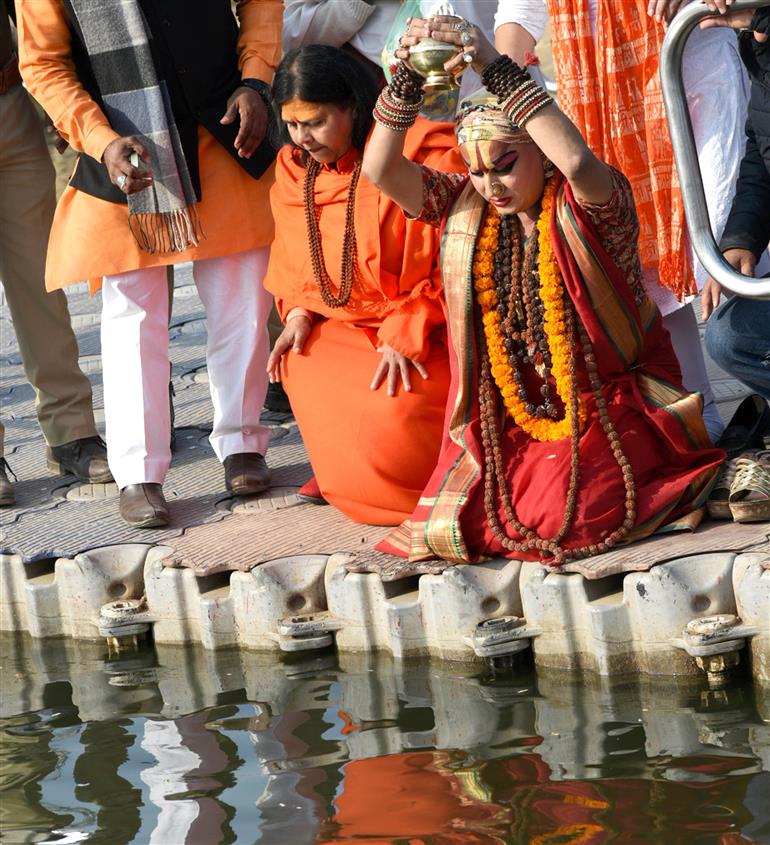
264, 45, 463, 525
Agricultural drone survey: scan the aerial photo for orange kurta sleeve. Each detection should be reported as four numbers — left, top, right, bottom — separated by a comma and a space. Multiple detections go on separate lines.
16, 0, 119, 162
374, 224, 445, 362
236, 0, 283, 83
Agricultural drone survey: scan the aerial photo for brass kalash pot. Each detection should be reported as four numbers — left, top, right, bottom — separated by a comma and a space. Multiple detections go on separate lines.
404, 12, 468, 94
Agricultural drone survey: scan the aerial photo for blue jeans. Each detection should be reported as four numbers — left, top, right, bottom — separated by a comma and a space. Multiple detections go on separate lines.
704, 296, 770, 399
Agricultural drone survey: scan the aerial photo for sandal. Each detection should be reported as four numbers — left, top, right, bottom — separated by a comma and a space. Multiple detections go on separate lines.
728, 450, 770, 524
707, 458, 740, 520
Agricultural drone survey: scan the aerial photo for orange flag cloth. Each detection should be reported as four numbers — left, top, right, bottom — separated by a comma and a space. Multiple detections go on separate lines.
547, 0, 695, 300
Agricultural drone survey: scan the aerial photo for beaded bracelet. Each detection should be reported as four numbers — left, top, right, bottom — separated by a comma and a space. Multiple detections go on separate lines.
373, 87, 424, 132
389, 61, 425, 105
481, 54, 529, 96
481, 54, 554, 128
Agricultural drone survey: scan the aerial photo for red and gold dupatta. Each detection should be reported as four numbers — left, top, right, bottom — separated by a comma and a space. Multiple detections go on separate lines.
548, 0, 695, 299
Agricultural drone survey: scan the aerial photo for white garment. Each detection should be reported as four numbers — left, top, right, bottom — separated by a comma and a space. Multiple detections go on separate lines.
282, 1, 505, 103
493, 0, 549, 43
500, 0, 749, 315
662, 305, 724, 440
101, 248, 272, 488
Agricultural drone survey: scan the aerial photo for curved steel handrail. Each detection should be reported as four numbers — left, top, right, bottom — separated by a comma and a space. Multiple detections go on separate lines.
660, 0, 770, 299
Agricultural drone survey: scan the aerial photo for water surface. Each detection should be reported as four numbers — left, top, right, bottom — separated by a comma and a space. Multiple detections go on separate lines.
1, 632, 768, 844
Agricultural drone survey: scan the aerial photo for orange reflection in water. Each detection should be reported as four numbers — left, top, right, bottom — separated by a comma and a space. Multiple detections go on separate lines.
313, 749, 760, 845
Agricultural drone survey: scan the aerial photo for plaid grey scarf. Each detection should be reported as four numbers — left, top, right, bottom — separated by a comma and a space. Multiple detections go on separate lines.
70, 0, 203, 253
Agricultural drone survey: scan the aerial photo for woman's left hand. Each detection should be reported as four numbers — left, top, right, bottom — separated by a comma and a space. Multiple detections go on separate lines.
370, 344, 429, 397
397, 16, 499, 76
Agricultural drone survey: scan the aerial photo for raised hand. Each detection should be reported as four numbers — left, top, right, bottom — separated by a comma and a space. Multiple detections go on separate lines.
395, 15, 499, 75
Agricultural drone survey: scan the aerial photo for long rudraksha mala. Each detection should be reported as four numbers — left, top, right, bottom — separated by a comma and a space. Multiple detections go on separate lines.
303, 157, 362, 309
473, 180, 637, 564
495, 214, 557, 419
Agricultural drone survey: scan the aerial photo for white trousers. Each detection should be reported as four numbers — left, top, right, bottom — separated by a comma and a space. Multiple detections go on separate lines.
101, 248, 272, 488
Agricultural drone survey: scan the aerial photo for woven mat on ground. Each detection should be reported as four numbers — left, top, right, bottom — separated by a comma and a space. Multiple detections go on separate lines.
162, 497, 767, 580
160, 500, 390, 576
341, 519, 770, 581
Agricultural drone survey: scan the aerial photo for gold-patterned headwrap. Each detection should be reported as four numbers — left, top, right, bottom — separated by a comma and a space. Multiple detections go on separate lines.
455, 88, 533, 170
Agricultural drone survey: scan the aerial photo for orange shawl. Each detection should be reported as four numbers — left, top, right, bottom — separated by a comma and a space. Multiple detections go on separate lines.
548, 0, 695, 299
264, 118, 464, 362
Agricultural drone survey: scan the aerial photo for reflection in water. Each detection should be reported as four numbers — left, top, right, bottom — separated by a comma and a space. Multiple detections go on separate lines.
0, 632, 768, 845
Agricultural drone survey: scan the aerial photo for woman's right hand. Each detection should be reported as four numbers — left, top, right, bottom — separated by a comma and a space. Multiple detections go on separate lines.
266, 315, 312, 383
395, 16, 498, 75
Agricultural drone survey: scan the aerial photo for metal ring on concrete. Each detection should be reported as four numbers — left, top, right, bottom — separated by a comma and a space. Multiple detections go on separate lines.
660, 0, 770, 299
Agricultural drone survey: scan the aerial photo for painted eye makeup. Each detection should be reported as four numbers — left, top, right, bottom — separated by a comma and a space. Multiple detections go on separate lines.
466, 152, 519, 178
492, 152, 519, 174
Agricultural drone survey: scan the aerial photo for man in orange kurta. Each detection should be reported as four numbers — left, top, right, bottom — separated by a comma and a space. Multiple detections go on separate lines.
17, 0, 282, 527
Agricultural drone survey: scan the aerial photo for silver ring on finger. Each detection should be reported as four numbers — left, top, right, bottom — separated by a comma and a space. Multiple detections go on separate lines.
454, 18, 470, 33
461, 31, 473, 45
463, 52, 474, 64
116, 174, 127, 190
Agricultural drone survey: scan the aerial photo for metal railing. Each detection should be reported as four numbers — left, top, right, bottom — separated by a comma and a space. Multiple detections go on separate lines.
660, 0, 770, 299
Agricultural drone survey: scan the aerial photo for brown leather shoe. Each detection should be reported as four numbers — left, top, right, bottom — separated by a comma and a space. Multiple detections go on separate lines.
0, 458, 15, 507
119, 483, 170, 528
224, 452, 270, 496
47, 436, 113, 483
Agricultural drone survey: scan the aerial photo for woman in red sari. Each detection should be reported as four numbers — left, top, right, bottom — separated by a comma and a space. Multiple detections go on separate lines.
363, 17, 724, 565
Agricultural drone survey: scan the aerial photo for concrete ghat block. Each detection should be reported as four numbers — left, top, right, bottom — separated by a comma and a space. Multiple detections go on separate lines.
52, 545, 150, 640
733, 553, 770, 682
230, 555, 329, 651
1, 545, 150, 640
420, 559, 523, 661
522, 553, 738, 676
0, 553, 30, 633
145, 552, 329, 650
145, 548, 233, 648
327, 555, 523, 661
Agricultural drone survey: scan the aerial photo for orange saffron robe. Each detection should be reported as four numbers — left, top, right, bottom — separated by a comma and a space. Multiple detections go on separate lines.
15, 0, 283, 291
264, 119, 464, 525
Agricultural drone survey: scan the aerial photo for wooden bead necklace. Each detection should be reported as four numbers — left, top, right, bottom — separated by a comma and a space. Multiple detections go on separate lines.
303, 156, 362, 309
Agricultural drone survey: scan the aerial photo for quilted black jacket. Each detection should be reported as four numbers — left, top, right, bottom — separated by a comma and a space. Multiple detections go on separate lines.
720, 7, 770, 259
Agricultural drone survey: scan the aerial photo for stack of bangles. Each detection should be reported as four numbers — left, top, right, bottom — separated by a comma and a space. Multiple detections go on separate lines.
373, 63, 424, 132
481, 55, 553, 127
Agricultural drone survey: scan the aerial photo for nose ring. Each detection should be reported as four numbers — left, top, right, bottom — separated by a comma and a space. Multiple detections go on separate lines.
490, 182, 504, 198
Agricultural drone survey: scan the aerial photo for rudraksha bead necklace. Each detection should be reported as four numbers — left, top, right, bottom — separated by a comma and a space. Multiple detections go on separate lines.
303, 156, 362, 309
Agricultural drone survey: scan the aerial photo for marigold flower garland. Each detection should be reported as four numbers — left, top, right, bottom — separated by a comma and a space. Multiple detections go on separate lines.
472, 176, 587, 441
